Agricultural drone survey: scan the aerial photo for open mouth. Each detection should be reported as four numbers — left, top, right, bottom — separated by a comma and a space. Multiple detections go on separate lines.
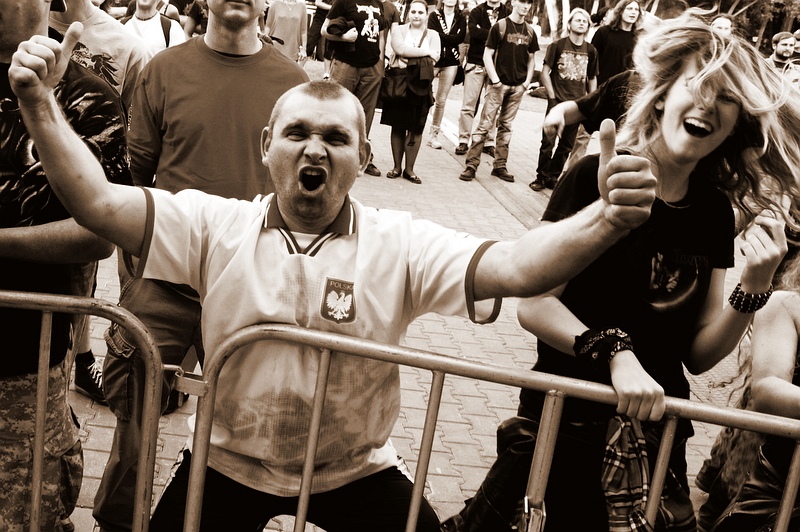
300, 167, 327, 191
683, 118, 713, 138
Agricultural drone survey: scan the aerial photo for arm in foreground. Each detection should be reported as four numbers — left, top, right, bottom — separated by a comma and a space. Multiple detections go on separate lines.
473, 119, 656, 301
750, 292, 800, 418
10, 23, 148, 258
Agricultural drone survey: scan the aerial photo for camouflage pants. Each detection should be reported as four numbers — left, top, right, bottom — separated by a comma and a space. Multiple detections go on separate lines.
0, 362, 83, 531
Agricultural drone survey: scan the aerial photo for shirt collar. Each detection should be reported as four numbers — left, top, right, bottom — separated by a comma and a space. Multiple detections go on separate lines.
264, 194, 356, 236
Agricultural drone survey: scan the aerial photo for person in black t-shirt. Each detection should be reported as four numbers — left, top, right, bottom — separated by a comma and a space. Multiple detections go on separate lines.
531, 7, 597, 191
0, 0, 130, 529
457, 0, 538, 183
592, 0, 642, 85
444, 12, 800, 531
322, 0, 386, 176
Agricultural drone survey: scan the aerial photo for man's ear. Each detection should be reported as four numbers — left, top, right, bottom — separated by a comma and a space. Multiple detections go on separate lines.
261, 127, 271, 166
358, 139, 372, 175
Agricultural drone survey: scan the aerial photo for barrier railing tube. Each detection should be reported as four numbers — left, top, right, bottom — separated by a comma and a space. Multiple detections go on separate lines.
0, 291, 162, 532
181, 324, 800, 532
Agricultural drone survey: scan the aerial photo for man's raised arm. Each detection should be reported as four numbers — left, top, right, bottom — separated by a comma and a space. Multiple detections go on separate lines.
473, 119, 657, 300
9, 22, 147, 258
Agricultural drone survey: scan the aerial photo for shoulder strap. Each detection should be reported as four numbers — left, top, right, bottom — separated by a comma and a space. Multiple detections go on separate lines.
498, 18, 507, 41
160, 14, 171, 47
418, 27, 428, 47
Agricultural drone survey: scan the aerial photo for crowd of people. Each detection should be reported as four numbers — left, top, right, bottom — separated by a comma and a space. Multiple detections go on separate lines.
5, 0, 800, 530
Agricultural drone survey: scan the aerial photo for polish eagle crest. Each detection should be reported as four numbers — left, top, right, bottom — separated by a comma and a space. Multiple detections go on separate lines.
321, 278, 356, 323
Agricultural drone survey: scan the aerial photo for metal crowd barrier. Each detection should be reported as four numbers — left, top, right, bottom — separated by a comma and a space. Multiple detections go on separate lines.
175, 324, 800, 532
0, 290, 163, 532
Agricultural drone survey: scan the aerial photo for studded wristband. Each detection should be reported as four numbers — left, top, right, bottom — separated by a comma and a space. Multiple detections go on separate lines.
728, 283, 773, 313
573, 328, 634, 377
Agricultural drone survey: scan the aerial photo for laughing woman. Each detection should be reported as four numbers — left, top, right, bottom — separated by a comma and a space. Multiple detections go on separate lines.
443, 11, 800, 531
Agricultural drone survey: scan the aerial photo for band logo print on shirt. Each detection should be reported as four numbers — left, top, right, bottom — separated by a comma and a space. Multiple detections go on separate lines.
322, 278, 356, 323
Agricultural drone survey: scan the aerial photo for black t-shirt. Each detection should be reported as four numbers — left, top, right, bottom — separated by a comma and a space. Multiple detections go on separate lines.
591, 25, 637, 85
574, 69, 639, 134
466, 2, 508, 65
0, 61, 131, 377
186, 0, 209, 34
518, 154, 734, 424
543, 36, 598, 102
327, 0, 385, 67
485, 17, 539, 86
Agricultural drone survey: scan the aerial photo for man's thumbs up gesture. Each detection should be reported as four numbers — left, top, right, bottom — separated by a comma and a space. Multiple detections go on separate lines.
596, 119, 657, 232
9, 22, 83, 109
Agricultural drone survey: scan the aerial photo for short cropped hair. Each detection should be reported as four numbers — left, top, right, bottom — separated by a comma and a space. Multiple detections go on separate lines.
268, 81, 367, 147
773, 31, 794, 46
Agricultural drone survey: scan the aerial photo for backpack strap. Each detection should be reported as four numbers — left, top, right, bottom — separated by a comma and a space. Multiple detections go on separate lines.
160, 14, 171, 47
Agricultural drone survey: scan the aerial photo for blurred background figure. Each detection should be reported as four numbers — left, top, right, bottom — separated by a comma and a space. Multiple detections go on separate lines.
264, 0, 308, 63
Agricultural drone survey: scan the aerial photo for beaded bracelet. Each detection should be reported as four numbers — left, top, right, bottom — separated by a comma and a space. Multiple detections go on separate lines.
728, 283, 773, 313
573, 328, 634, 376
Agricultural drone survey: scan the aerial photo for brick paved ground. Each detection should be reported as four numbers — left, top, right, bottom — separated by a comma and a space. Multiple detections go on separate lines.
66, 57, 747, 530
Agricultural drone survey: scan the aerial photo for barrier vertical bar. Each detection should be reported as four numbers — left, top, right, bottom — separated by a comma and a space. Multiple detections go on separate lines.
774, 441, 800, 532
523, 390, 565, 532
29, 312, 53, 532
644, 416, 678, 525
293, 348, 333, 532
404, 370, 446, 532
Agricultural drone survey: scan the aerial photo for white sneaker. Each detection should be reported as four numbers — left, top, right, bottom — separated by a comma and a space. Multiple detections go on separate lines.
428, 135, 442, 149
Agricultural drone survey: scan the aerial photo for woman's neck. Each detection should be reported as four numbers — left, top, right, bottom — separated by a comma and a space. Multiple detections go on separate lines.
443, 5, 455, 15
649, 145, 694, 203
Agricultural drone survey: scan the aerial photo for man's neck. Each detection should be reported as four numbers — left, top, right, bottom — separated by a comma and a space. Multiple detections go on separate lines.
204, 20, 262, 55
620, 20, 633, 31
508, 12, 525, 23
568, 31, 584, 45
485, 1, 501, 10
51, 0, 95, 24
135, 5, 159, 20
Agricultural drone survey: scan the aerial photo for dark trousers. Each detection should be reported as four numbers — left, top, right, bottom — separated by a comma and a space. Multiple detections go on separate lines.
443, 416, 692, 532
150, 450, 441, 532
536, 99, 579, 181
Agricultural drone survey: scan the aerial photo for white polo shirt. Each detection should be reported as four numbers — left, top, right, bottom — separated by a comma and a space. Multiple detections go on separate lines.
139, 188, 501, 496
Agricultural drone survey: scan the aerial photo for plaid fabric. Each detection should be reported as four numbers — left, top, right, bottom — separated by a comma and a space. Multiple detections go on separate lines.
603, 416, 654, 531
602, 416, 696, 532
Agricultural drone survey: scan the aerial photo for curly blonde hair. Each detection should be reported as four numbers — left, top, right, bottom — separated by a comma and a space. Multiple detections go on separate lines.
616, 11, 800, 229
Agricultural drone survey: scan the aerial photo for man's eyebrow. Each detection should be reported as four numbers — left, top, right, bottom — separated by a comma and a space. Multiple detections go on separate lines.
282, 120, 353, 141
282, 121, 353, 140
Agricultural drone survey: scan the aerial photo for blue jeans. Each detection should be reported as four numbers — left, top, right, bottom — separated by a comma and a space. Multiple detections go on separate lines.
330, 58, 383, 136
430, 65, 458, 129
536, 99, 579, 181
94, 275, 204, 532
457, 64, 496, 145
464, 83, 525, 170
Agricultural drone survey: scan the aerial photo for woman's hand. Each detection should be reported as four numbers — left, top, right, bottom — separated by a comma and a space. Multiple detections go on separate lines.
740, 210, 788, 293
609, 350, 666, 421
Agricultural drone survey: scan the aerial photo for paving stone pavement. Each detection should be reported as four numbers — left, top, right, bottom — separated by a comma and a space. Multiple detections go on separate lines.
66, 60, 748, 531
